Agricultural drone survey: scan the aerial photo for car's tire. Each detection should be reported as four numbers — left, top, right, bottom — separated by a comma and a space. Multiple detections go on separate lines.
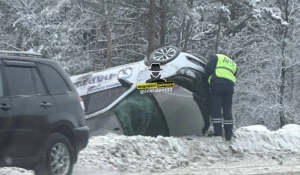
149, 46, 180, 65
34, 133, 75, 175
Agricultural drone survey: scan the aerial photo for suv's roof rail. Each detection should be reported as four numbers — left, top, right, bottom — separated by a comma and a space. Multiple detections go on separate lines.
0, 50, 44, 58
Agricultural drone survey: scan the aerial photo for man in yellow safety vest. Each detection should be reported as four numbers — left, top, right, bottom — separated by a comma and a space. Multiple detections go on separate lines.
205, 54, 237, 141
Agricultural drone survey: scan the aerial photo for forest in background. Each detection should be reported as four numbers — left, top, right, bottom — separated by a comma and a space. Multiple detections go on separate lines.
0, 0, 300, 130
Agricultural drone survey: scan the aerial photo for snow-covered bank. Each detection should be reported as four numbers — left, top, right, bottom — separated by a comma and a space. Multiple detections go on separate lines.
76, 124, 300, 174
233, 124, 300, 153
2, 124, 300, 175
77, 134, 228, 173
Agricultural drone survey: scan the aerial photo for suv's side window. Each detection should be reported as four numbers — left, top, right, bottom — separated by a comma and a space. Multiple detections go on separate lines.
38, 64, 70, 95
5, 67, 37, 96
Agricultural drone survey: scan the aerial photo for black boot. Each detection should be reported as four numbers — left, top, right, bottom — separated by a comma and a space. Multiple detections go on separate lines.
208, 133, 222, 137
207, 133, 214, 137
225, 133, 236, 141
225, 135, 232, 141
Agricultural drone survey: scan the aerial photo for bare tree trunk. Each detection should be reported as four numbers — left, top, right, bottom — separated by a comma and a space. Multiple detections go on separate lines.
16, 33, 23, 50
64, 4, 67, 20
280, 54, 287, 128
104, 0, 112, 69
231, 0, 236, 20
159, 0, 166, 46
176, 18, 185, 47
291, 69, 294, 101
147, 0, 156, 60
183, 0, 193, 52
279, 0, 289, 128
215, 12, 222, 54
183, 17, 192, 52
92, 53, 95, 71
215, 0, 226, 54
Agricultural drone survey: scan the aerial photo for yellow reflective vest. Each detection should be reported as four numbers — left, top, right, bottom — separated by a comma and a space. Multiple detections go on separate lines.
208, 54, 237, 84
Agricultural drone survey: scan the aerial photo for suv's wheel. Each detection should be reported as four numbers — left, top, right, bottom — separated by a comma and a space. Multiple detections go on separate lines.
149, 46, 180, 65
35, 133, 75, 175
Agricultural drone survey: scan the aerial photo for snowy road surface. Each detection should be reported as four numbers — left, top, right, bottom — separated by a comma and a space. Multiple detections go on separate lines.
1, 124, 300, 175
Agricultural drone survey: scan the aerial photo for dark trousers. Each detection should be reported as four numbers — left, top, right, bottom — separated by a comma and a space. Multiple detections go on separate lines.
210, 80, 234, 137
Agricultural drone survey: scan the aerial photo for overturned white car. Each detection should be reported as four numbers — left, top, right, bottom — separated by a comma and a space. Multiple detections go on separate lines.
70, 46, 211, 137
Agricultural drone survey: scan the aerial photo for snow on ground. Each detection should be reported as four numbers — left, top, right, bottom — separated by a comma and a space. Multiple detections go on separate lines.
2, 124, 300, 175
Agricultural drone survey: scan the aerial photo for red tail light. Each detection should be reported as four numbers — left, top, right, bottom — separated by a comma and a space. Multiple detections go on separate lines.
79, 97, 85, 112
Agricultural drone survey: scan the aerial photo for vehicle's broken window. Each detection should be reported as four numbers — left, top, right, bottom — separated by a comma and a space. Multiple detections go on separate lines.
112, 89, 169, 136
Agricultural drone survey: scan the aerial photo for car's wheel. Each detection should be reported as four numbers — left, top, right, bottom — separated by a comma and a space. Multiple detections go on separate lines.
149, 46, 180, 65
34, 133, 75, 175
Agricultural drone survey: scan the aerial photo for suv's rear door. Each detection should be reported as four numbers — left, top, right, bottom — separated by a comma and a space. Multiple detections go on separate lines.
2, 60, 56, 158
37, 63, 83, 126
0, 63, 14, 159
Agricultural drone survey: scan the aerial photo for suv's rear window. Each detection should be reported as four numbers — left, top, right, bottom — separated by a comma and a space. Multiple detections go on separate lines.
38, 64, 70, 95
32, 68, 47, 95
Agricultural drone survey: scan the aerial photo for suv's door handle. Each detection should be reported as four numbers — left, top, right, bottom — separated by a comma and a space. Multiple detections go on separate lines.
40, 102, 52, 108
0, 104, 11, 111
113, 127, 120, 131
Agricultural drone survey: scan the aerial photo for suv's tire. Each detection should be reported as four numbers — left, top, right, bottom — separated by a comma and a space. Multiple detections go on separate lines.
149, 46, 180, 65
34, 133, 75, 175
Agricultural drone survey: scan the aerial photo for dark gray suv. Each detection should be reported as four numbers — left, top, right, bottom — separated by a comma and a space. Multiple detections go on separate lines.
0, 51, 89, 175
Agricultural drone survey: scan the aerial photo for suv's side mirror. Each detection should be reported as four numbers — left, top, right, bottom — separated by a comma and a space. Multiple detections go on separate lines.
118, 78, 132, 88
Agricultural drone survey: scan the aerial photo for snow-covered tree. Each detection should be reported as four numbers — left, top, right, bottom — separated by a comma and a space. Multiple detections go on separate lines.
233, 0, 300, 130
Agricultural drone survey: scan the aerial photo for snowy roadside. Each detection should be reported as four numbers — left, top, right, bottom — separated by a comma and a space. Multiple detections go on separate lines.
74, 124, 300, 175
2, 124, 300, 175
